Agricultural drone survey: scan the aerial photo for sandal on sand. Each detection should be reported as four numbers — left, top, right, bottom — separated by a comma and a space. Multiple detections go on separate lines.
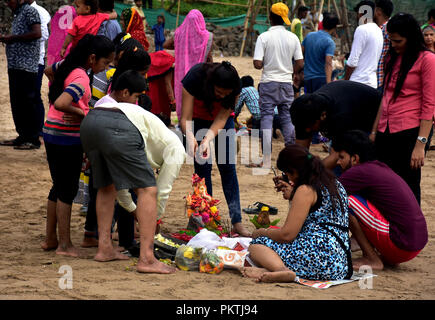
243, 201, 278, 215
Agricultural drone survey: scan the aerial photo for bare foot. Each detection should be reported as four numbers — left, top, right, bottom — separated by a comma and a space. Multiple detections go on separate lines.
232, 223, 252, 237
258, 270, 296, 283
239, 267, 268, 279
352, 256, 384, 271
136, 258, 176, 274
41, 239, 58, 251
81, 236, 98, 248
56, 244, 83, 258
94, 248, 130, 262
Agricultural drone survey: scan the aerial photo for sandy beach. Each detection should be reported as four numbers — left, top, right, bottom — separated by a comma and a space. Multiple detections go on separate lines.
0, 46, 434, 300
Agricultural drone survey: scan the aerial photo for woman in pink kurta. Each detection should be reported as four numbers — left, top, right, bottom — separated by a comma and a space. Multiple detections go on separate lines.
372, 13, 435, 204
165, 10, 213, 121
47, 5, 77, 65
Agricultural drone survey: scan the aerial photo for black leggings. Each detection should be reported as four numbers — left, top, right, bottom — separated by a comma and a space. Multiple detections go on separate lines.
376, 127, 421, 204
45, 142, 83, 205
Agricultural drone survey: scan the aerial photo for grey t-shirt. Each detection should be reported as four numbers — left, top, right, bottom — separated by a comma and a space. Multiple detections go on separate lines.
6, 4, 41, 73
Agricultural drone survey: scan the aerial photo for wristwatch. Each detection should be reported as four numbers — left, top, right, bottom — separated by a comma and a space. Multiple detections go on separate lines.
417, 136, 428, 144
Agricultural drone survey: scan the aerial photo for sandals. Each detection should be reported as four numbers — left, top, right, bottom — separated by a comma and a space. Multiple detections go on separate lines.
243, 201, 278, 215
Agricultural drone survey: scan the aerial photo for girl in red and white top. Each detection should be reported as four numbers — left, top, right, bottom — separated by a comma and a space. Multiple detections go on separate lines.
371, 13, 435, 205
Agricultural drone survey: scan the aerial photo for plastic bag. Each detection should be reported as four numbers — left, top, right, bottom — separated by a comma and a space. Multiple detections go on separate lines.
187, 228, 226, 250
215, 249, 248, 269
175, 245, 202, 271
199, 250, 224, 274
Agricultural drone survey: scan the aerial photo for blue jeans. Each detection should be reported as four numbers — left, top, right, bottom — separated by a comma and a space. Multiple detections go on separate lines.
304, 77, 326, 94
193, 117, 242, 225
155, 41, 164, 51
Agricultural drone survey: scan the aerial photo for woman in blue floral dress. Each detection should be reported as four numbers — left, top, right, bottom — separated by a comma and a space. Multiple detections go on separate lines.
243, 144, 352, 283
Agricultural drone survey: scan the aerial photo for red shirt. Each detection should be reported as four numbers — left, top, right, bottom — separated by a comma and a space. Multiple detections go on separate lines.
68, 13, 110, 48
379, 51, 435, 133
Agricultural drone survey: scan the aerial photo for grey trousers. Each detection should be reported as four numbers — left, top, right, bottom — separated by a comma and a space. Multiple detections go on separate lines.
259, 81, 295, 155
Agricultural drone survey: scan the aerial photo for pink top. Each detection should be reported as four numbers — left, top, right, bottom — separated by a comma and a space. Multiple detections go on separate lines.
43, 68, 91, 144
68, 13, 110, 48
379, 51, 435, 133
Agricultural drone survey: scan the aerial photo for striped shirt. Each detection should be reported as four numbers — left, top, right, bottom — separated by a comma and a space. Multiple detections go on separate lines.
89, 67, 115, 108
377, 21, 389, 88
235, 86, 261, 120
43, 68, 90, 145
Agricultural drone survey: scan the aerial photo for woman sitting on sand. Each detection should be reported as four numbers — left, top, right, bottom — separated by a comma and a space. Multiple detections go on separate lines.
242, 144, 352, 283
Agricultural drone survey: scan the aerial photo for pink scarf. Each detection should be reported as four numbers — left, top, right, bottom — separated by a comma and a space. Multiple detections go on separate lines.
47, 5, 77, 65
174, 9, 211, 120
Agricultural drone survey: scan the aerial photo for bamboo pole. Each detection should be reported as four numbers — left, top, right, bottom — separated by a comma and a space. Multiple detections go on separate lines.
175, 0, 181, 28
340, 0, 352, 52
240, 0, 255, 57
249, 0, 265, 54
331, 0, 341, 20
328, 0, 330, 12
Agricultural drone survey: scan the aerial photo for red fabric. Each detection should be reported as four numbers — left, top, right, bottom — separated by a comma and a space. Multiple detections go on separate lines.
193, 99, 222, 121
148, 76, 172, 118
68, 13, 110, 48
147, 51, 175, 117
148, 51, 175, 77
349, 196, 421, 265
127, 8, 149, 51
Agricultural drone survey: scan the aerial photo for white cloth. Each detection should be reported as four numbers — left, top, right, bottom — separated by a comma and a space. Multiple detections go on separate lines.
346, 22, 383, 88
95, 97, 186, 218
253, 25, 304, 84
31, 1, 51, 66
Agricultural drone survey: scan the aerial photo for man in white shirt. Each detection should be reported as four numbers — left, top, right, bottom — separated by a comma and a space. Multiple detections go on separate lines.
27, 0, 51, 135
253, 2, 304, 168
345, 0, 383, 88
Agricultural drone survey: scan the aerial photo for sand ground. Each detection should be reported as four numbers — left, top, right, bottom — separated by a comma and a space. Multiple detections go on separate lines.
0, 47, 434, 300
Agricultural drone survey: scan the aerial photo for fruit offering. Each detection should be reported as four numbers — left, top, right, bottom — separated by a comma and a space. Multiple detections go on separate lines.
175, 245, 203, 271
199, 250, 224, 274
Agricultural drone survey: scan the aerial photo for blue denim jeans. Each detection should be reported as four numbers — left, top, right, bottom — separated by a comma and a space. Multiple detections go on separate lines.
193, 116, 242, 225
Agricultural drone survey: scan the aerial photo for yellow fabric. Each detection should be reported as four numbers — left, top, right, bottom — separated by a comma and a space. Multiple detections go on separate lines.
271, 2, 291, 25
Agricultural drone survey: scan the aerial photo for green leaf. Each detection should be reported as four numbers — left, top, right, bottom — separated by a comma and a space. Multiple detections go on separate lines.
270, 219, 281, 226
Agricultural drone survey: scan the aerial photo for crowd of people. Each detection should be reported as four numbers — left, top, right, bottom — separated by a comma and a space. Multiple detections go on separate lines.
0, 0, 434, 281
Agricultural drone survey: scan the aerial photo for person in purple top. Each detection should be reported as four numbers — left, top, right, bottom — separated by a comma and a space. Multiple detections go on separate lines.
332, 130, 428, 270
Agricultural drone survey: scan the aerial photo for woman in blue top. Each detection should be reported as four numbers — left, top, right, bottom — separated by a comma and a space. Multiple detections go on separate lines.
242, 144, 352, 282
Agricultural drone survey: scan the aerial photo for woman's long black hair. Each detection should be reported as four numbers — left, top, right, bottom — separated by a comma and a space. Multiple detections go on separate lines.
111, 48, 151, 86
201, 61, 241, 114
276, 144, 345, 213
384, 13, 429, 101
48, 34, 115, 103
